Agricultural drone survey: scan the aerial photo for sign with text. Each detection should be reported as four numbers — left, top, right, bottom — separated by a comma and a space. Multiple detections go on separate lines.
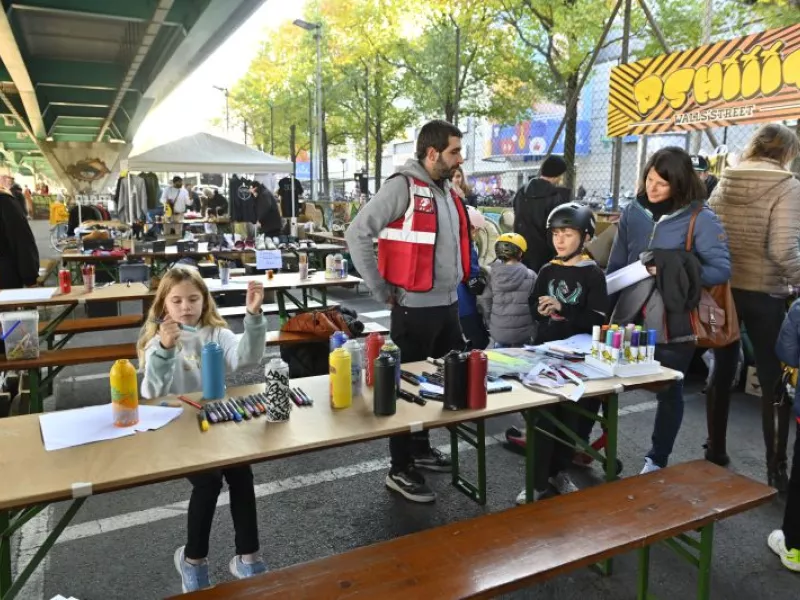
608, 24, 800, 137
256, 250, 283, 270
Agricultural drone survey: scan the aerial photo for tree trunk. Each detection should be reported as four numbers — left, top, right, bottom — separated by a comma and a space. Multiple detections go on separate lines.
563, 72, 579, 194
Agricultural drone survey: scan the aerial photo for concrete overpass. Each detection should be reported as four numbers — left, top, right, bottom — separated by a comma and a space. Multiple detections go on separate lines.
0, 0, 265, 190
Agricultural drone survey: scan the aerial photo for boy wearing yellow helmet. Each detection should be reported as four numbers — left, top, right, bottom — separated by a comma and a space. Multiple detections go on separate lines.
482, 232, 537, 347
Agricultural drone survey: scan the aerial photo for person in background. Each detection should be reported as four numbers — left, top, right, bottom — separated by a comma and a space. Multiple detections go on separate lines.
452, 166, 478, 207
346, 119, 469, 503
0, 185, 39, 289
707, 123, 800, 490
576, 185, 587, 201
9, 184, 27, 217
458, 206, 490, 350
250, 183, 282, 238
204, 189, 229, 218
513, 156, 572, 272
138, 267, 267, 592
163, 176, 188, 235
23, 185, 33, 216
608, 147, 730, 475
482, 233, 537, 347
769, 299, 800, 572
691, 155, 719, 198
185, 184, 202, 213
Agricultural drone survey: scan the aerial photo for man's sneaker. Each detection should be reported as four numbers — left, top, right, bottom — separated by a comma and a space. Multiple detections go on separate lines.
174, 546, 211, 593
413, 447, 452, 472
768, 529, 800, 572
549, 471, 579, 495
515, 488, 548, 505
640, 457, 661, 474
385, 467, 435, 503
229, 555, 268, 579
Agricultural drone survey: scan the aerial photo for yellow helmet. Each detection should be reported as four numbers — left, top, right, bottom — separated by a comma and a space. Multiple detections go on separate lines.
495, 232, 527, 260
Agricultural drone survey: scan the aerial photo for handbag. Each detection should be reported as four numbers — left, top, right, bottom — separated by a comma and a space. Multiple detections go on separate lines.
685, 209, 740, 348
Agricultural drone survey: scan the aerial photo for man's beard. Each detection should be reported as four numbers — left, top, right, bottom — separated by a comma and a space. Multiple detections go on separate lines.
435, 157, 454, 180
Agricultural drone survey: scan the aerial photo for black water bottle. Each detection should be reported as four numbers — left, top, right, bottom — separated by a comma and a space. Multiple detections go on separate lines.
444, 351, 468, 411
373, 354, 397, 416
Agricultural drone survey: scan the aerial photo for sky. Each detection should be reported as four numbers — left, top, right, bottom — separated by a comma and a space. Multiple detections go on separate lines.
132, 0, 308, 153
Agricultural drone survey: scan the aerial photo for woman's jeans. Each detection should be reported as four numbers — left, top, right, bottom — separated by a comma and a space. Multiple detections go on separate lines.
647, 342, 696, 467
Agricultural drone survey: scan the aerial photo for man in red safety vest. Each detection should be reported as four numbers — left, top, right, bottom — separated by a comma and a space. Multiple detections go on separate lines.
346, 120, 471, 503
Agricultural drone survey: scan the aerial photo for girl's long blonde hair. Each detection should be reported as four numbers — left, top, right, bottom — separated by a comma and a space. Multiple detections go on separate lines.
137, 267, 228, 366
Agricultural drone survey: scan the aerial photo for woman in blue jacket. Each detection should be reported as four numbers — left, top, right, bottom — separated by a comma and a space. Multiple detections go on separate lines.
607, 147, 731, 474
458, 207, 490, 350
770, 300, 800, 572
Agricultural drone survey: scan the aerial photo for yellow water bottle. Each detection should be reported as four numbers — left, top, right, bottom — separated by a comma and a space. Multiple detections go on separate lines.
329, 348, 352, 409
110, 359, 139, 427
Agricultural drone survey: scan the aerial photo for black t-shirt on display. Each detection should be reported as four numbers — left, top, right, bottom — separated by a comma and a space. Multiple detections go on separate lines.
278, 177, 303, 218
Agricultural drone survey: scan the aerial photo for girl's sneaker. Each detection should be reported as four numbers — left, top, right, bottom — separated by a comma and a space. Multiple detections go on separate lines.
549, 471, 579, 495
640, 457, 661, 474
230, 555, 268, 579
515, 488, 548, 505
174, 546, 211, 593
767, 529, 800, 572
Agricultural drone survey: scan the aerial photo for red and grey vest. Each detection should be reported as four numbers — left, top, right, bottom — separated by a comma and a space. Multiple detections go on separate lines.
377, 175, 471, 293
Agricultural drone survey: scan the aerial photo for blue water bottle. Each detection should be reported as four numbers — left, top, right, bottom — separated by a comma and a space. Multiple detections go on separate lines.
202, 341, 226, 400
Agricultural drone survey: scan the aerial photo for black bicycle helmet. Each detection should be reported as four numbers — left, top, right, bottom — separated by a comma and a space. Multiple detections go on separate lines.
546, 202, 596, 239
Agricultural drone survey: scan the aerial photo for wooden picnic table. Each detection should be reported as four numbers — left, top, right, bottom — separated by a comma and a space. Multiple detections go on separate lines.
0, 362, 679, 599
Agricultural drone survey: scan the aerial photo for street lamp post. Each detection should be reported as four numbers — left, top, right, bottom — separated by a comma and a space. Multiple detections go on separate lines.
213, 86, 229, 133
340, 158, 346, 194
294, 19, 323, 202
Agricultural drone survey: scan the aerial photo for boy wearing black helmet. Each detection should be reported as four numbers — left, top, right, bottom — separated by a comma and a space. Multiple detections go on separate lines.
511, 202, 608, 504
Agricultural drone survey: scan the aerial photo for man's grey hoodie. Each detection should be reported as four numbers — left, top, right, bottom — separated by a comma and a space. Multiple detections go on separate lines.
345, 159, 464, 308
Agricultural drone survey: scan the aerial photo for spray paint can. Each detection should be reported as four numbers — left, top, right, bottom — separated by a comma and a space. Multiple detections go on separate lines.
343, 339, 363, 398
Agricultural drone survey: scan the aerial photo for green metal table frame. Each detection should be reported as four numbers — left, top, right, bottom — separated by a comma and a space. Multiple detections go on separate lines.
275, 287, 328, 325
637, 525, 715, 600
0, 499, 86, 600
449, 394, 619, 508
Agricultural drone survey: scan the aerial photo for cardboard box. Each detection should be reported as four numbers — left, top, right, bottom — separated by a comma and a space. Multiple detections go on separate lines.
745, 366, 761, 397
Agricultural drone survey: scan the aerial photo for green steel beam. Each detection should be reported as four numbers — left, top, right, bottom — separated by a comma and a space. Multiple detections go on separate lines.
10, 0, 168, 22
52, 133, 97, 142
27, 59, 124, 89
37, 87, 117, 108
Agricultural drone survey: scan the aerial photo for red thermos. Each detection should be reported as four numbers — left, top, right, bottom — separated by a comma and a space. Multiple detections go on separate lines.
466, 350, 488, 409
364, 332, 385, 387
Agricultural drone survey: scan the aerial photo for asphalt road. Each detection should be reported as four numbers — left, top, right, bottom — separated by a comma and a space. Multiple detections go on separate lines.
9, 221, 796, 600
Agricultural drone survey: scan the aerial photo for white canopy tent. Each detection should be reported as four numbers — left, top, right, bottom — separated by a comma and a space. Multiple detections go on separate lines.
128, 132, 293, 173
124, 132, 295, 224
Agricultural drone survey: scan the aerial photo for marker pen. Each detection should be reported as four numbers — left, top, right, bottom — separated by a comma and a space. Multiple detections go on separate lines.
236, 398, 253, 419
591, 325, 601, 358
243, 398, 260, 416
197, 411, 209, 432
297, 388, 314, 406
630, 330, 640, 363
204, 405, 219, 424
216, 401, 232, 421
611, 331, 622, 364
250, 395, 266, 413
290, 389, 303, 407
603, 330, 614, 362
227, 401, 243, 422
647, 329, 657, 362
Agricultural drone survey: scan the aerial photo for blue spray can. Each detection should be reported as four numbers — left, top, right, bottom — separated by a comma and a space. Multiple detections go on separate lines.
202, 341, 226, 400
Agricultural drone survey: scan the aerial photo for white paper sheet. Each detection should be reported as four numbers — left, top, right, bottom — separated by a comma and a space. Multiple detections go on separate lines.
419, 380, 515, 395
605, 260, 652, 295
256, 250, 283, 270
203, 278, 250, 293
0, 287, 57, 303
39, 405, 183, 451
524, 333, 593, 356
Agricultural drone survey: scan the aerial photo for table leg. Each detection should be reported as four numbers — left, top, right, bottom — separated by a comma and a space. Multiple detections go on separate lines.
448, 421, 487, 505
276, 291, 288, 325
524, 408, 536, 503
0, 511, 10, 597
1, 498, 85, 600
637, 546, 651, 600
604, 394, 619, 484
28, 370, 41, 414
697, 524, 714, 600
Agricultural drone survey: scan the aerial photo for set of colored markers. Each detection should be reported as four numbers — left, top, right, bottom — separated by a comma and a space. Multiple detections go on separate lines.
290, 387, 314, 407
196, 395, 267, 431
591, 324, 657, 364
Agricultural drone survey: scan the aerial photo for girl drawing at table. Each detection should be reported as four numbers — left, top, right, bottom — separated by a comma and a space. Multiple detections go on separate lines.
510, 203, 608, 505
137, 266, 267, 593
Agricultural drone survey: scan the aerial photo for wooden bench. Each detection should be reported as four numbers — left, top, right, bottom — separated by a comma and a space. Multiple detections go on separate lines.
0, 343, 138, 413
170, 461, 774, 600
39, 314, 144, 349
218, 301, 339, 319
